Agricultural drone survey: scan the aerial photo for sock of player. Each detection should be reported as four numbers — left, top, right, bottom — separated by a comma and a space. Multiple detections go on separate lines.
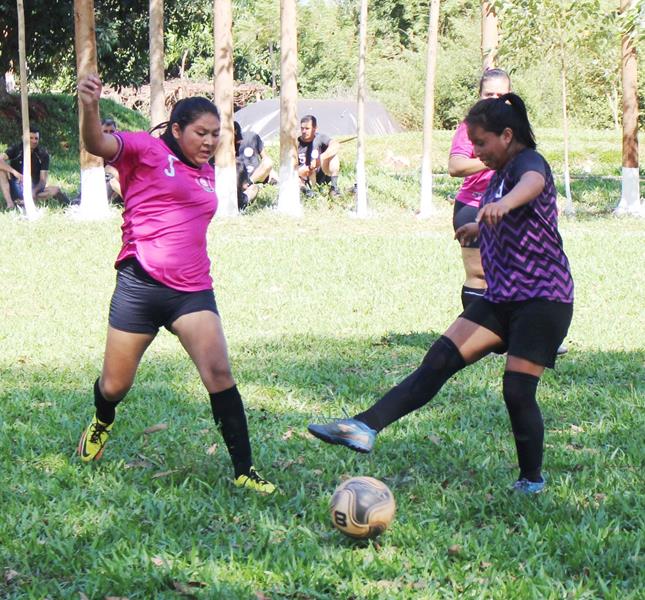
94, 378, 120, 425
330, 176, 339, 191
503, 371, 543, 482
355, 336, 466, 432
461, 285, 486, 310
209, 385, 253, 478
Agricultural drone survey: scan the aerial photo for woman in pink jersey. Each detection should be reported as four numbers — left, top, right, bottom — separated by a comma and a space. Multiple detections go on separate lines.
75, 75, 274, 494
449, 69, 511, 310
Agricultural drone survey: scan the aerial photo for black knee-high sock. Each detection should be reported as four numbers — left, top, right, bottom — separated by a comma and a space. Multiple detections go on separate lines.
209, 385, 253, 478
503, 371, 543, 482
355, 336, 466, 432
461, 285, 486, 310
94, 378, 120, 425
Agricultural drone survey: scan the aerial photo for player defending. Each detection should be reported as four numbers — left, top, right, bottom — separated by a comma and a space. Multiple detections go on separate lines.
309, 94, 573, 495
75, 74, 275, 494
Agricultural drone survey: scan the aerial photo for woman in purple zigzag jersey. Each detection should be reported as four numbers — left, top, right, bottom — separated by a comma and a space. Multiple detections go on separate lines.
308, 93, 573, 495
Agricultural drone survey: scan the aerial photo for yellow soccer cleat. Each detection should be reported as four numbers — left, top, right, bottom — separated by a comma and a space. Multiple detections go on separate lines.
234, 467, 276, 494
78, 415, 113, 462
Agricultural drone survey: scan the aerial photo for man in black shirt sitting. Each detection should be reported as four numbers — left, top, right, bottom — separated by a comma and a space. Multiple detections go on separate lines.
297, 115, 341, 197
0, 126, 69, 208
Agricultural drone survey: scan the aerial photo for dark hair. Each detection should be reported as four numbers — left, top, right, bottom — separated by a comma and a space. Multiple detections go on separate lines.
234, 121, 242, 142
149, 96, 220, 137
478, 68, 511, 95
101, 117, 117, 128
29, 125, 40, 135
301, 115, 317, 128
465, 93, 536, 149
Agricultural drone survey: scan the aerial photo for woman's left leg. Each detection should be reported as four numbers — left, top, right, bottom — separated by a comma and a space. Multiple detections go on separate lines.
171, 310, 274, 493
504, 356, 546, 492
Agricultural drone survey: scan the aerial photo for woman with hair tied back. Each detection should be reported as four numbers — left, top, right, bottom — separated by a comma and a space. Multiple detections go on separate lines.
75, 74, 275, 494
309, 93, 573, 495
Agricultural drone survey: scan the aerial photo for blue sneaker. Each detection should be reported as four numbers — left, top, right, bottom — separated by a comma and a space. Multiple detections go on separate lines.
307, 418, 376, 453
512, 477, 545, 495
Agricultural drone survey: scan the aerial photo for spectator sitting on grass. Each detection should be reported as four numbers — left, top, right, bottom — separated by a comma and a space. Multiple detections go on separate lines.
0, 126, 69, 207
101, 117, 123, 205
297, 115, 341, 198
0, 156, 22, 210
235, 121, 277, 186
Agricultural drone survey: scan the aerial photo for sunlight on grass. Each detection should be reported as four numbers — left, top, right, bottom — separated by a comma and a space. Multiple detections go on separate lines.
0, 202, 643, 598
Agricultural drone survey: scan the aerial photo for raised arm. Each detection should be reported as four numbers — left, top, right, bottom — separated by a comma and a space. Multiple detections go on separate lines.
77, 75, 119, 160
477, 171, 546, 226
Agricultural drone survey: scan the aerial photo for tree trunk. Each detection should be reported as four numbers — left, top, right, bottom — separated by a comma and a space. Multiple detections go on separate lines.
615, 0, 641, 215
481, 0, 498, 71
74, 0, 109, 219
213, 0, 237, 216
277, 0, 301, 216
149, 0, 165, 126
16, 0, 38, 219
354, 0, 368, 217
558, 30, 574, 215
418, 0, 440, 218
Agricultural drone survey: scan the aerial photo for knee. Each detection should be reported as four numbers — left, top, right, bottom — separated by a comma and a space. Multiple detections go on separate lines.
203, 364, 235, 391
99, 377, 132, 402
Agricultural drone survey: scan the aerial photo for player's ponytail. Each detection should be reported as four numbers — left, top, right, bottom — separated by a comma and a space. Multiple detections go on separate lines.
465, 92, 536, 150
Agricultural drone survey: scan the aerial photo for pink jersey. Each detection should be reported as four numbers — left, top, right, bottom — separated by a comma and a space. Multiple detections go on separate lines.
450, 121, 494, 208
108, 131, 218, 291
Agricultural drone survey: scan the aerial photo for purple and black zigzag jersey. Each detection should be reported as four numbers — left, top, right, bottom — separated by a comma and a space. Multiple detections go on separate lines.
479, 148, 574, 304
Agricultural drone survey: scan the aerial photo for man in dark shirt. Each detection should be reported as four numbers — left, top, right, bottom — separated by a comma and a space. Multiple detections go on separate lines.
0, 126, 68, 206
235, 121, 276, 186
297, 115, 341, 197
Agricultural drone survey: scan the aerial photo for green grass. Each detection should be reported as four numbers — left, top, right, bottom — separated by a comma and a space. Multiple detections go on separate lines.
0, 201, 643, 598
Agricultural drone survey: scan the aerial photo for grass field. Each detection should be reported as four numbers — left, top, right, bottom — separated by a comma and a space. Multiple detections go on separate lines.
1, 186, 643, 598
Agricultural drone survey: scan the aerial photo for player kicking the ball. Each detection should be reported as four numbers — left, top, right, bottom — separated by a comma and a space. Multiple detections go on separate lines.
309, 94, 573, 495
76, 74, 275, 494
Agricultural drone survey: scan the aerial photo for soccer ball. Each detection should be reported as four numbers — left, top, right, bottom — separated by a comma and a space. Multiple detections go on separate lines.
330, 476, 396, 539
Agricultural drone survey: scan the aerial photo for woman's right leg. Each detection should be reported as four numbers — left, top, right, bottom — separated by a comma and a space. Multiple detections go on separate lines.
308, 318, 504, 452
79, 326, 155, 462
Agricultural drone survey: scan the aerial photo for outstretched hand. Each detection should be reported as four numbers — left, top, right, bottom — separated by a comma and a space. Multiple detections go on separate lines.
77, 75, 103, 106
476, 199, 512, 226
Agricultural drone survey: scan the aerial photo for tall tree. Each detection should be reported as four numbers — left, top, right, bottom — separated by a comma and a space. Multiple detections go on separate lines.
149, 0, 165, 126
277, 0, 301, 216
615, 0, 642, 215
418, 0, 440, 218
481, 0, 498, 70
213, 0, 237, 216
16, 0, 38, 219
492, 0, 603, 216
74, 0, 109, 219
354, 0, 369, 217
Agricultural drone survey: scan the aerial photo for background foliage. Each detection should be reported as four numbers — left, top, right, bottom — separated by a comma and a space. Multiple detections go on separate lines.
0, 1, 643, 129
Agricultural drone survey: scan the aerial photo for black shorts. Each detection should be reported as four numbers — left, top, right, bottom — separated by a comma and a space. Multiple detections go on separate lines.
461, 298, 573, 368
453, 200, 479, 249
108, 258, 218, 335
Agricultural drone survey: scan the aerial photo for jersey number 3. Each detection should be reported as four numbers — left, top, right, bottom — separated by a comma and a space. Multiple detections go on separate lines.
164, 155, 179, 177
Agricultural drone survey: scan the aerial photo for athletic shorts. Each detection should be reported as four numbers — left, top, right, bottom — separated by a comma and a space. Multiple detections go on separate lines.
461, 297, 573, 368
108, 258, 218, 335
453, 200, 479, 249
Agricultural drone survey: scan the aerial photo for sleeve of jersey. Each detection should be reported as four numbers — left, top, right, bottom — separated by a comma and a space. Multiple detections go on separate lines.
449, 122, 472, 157
106, 131, 151, 168
39, 150, 50, 171
512, 149, 546, 180
254, 134, 264, 154
5, 144, 20, 160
